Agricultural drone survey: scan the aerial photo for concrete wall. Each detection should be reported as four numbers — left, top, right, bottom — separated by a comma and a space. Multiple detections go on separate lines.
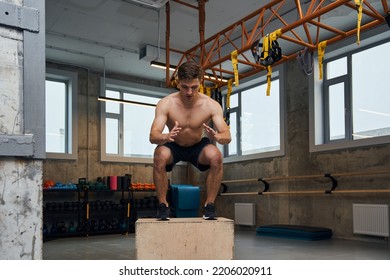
43, 62, 187, 185
0, 0, 43, 259
211, 60, 390, 240
44, 58, 390, 241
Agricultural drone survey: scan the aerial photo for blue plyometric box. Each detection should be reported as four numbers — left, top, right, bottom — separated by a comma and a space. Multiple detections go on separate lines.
169, 184, 200, 218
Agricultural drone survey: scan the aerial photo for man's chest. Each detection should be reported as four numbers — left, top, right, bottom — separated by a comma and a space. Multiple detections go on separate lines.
168, 107, 211, 129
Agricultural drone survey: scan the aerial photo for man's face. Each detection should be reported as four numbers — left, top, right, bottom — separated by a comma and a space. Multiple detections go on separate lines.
178, 78, 200, 102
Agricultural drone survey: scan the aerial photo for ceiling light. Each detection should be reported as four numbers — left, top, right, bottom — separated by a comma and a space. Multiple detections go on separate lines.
150, 61, 176, 71
204, 73, 229, 83
97, 96, 156, 107
123, 0, 169, 9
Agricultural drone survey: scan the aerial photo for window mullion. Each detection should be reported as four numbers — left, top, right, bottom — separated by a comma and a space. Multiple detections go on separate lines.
345, 54, 353, 141
323, 80, 330, 143
65, 80, 71, 153
344, 78, 352, 141
118, 91, 124, 156
323, 75, 348, 142
237, 93, 242, 156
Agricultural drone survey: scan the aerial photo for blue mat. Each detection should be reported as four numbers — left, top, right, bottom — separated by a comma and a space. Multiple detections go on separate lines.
256, 224, 332, 240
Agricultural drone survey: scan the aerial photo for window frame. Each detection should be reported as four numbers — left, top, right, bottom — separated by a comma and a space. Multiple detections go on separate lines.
309, 25, 390, 152
323, 73, 350, 142
222, 65, 286, 163
100, 78, 173, 163
45, 68, 78, 160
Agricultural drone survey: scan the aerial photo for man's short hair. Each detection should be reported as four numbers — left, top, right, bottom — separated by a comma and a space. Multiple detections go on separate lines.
177, 61, 203, 81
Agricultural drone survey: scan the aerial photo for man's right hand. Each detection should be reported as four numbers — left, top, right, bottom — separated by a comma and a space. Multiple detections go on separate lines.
166, 121, 181, 142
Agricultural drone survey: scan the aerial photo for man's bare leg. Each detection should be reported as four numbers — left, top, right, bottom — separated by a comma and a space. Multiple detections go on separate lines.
199, 145, 223, 204
199, 145, 223, 220
205, 156, 223, 205
153, 165, 169, 205
153, 146, 172, 220
153, 146, 172, 205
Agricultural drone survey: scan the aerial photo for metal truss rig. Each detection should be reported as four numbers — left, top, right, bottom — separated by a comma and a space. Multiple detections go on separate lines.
165, 0, 389, 87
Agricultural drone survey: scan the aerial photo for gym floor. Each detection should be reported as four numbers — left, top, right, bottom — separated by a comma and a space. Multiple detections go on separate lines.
43, 227, 390, 260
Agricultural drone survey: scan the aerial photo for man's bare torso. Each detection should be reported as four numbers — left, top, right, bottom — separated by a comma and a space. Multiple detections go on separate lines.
165, 92, 214, 147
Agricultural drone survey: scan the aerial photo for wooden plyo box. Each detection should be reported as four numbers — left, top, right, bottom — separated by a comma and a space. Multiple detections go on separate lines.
135, 217, 234, 260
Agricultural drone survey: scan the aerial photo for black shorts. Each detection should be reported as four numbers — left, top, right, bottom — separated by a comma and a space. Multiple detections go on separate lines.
162, 137, 212, 172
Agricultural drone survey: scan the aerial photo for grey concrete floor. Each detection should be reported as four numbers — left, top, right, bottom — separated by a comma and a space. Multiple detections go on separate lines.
43, 227, 390, 260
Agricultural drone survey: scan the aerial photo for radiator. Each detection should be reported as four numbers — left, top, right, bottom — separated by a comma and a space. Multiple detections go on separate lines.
352, 204, 390, 237
234, 203, 256, 226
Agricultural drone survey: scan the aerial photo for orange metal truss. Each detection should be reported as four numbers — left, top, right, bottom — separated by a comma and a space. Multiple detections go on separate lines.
165, 0, 389, 88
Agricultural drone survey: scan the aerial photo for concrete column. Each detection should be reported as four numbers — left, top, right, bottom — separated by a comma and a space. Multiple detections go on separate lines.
0, 0, 43, 259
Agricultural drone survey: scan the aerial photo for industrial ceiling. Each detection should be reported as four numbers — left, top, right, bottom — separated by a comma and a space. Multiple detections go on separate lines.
45, 0, 389, 87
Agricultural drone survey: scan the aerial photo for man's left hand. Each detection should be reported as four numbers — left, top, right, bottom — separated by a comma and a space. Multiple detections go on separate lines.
203, 123, 217, 141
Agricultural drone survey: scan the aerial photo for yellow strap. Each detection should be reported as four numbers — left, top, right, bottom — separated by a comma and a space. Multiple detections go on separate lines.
263, 29, 282, 96
226, 81, 232, 109
205, 87, 211, 97
266, 66, 272, 96
318, 40, 327, 80
171, 77, 177, 88
227, 79, 233, 102
261, 35, 269, 63
225, 80, 233, 126
261, 29, 282, 64
231, 50, 239, 86
269, 28, 282, 42
199, 83, 204, 94
355, 0, 364, 45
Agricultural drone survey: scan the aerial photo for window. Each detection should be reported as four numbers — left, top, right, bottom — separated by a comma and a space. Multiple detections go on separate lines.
241, 83, 280, 154
223, 68, 285, 162
351, 44, 390, 139
45, 69, 78, 159
100, 78, 172, 163
311, 34, 390, 152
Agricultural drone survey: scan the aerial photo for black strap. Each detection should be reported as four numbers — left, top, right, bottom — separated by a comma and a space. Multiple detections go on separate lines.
296, 47, 314, 76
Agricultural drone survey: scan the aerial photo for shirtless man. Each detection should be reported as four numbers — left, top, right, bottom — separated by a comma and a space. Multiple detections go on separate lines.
149, 61, 231, 220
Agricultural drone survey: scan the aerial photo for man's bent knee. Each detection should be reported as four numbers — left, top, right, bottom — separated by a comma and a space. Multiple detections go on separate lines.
153, 146, 172, 170
207, 151, 223, 170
